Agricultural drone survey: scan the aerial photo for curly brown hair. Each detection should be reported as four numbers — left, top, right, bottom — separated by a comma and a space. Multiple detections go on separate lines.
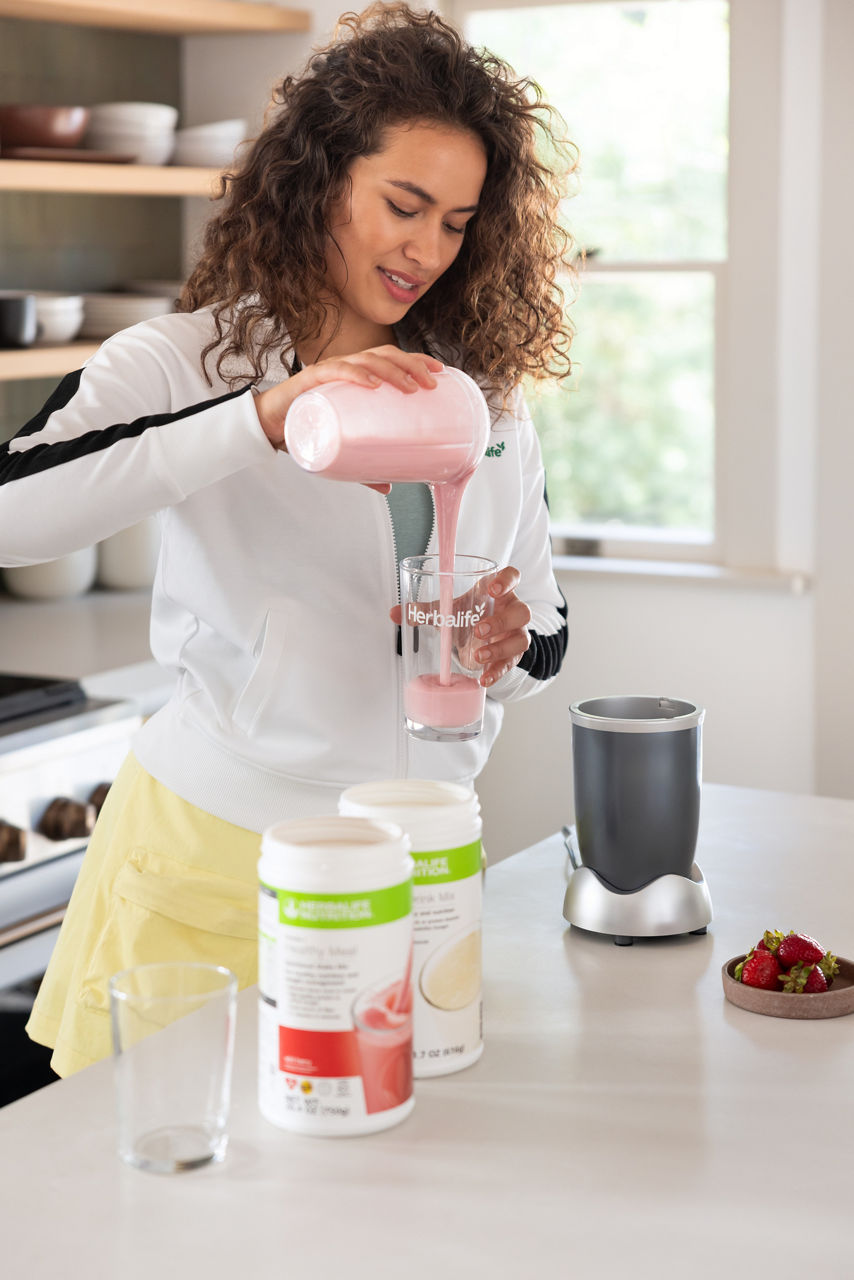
180, 2, 577, 391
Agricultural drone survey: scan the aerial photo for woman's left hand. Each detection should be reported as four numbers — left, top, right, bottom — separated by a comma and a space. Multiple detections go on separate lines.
390, 564, 531, 688
472, 566, 531, 687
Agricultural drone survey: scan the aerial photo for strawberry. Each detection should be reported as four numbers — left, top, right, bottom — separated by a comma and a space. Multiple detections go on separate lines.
780, 961, 828, 994
819, 952, 840, 987
777, 932, 825, 968
803, 965, 829, 993
737, 949, 781, 989
756, 929, 784, 953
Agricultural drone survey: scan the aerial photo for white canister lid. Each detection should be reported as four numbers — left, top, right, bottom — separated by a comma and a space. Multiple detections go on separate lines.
339, 779, 482, 852
260, 815, 412, 893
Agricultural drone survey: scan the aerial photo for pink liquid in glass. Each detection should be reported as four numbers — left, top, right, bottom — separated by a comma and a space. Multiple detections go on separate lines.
404, 672, 483, 728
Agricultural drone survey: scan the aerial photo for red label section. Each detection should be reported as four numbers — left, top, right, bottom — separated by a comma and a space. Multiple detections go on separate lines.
278, 1023, 413, 1114
279, 1027, 361, 1077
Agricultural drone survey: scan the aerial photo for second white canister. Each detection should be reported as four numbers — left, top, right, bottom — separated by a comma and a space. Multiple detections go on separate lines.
339, 780, 483, 1077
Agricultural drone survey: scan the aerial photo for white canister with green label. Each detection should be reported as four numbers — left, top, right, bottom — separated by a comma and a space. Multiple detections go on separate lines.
258, 816, 414, 1136
339, 780, 483, 1077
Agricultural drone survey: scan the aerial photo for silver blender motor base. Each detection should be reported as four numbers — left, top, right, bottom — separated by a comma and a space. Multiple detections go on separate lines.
562, 862, 713, 946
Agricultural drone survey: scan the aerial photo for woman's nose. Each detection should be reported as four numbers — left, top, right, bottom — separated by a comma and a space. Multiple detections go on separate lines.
404, 219, 444, 271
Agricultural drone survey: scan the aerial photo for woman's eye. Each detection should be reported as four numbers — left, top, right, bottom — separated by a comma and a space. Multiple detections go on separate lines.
388, 201, 416, 219
386, 199, 466, 236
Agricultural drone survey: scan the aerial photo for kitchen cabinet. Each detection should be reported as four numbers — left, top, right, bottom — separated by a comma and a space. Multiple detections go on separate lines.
0, 0, 311, 389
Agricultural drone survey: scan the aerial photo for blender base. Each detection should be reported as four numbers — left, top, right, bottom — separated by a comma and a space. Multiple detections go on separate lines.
562, 862, 713, 946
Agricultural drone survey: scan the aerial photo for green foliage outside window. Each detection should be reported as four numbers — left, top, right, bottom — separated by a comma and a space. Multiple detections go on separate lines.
466, 2, 728, 536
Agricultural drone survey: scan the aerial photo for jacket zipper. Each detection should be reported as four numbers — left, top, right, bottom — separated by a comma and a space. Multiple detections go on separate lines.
381, 494, 408, 777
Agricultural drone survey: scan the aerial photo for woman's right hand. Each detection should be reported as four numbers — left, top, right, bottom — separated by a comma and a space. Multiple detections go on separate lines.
253, 345, 444, 452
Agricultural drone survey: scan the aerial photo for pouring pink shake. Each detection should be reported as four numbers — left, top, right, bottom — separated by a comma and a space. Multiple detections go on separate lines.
285, 369, 494, 736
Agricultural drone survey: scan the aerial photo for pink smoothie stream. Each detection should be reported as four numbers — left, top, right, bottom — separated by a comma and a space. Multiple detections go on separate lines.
402, 464, 486, 728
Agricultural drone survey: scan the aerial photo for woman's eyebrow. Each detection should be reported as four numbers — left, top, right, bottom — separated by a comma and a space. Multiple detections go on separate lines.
386, 179, 479, 214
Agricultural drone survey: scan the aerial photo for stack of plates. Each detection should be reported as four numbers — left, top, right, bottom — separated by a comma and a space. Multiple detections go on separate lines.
81, 293, 175, 339
84, 102, 178, 166
123, 278, 186, 299
172, 118, 248, 168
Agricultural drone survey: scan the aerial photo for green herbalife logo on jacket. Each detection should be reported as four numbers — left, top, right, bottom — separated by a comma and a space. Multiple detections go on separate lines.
271, 881, 412, 928
412, 840, 482, 885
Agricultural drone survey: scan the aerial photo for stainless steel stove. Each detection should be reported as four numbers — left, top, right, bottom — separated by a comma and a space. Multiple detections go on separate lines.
0, 676, 142, 989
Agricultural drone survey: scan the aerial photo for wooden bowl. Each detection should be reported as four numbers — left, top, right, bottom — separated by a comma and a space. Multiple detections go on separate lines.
0, 105, 90, 150
722, 954, 854, 1019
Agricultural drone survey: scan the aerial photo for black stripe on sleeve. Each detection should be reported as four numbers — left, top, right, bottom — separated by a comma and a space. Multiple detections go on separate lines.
517, 597, 568, 683
11, 367, 84, 441
0, 380, 254, 488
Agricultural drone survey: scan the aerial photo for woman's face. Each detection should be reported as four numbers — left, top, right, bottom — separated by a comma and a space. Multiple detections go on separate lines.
324, 120, 488, 346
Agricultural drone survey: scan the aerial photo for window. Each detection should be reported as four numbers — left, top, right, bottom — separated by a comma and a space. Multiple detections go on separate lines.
458, 0, 729, 558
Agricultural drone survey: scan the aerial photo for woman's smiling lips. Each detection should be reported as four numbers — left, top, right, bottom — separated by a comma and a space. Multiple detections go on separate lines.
377, 266, 425, 303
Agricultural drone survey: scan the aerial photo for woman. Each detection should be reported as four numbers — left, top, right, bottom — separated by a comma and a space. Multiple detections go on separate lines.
0, 3, 575, 1075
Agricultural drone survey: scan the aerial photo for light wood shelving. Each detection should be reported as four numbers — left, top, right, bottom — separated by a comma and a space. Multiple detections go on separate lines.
0, 0, 310, 36
1, 0, 312, 386
0, 158, 220, 197
0, 342, 100, 383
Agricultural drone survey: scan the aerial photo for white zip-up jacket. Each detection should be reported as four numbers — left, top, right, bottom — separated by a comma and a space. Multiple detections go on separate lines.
0, 309, 568, 831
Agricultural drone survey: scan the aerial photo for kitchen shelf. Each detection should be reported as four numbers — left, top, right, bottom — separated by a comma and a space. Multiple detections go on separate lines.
0, 342, 100, 383
0, 158, 220, 197
0, 0, 310, 36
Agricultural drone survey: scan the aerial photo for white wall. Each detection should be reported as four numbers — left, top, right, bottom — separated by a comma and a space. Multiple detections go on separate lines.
475, 565, 814, 861
814, 0, 854, 799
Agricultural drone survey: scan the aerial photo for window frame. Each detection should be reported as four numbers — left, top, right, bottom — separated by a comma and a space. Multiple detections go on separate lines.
448, 0, 811, 576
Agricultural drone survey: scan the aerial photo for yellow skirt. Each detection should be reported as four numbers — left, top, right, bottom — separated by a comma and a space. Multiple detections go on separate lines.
26, 753, 262, 1077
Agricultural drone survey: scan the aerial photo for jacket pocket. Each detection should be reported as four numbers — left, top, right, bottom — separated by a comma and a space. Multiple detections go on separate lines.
79, 847, 257, 1012
231, 606, 289, 735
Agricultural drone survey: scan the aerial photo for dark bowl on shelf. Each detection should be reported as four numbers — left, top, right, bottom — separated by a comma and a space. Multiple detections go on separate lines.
0, 292, 37, 349
0, 104, 91, 151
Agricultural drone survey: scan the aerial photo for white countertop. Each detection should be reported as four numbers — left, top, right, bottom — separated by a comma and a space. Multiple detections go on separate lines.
2, 782, 853, 1278
0, 588, 153, 682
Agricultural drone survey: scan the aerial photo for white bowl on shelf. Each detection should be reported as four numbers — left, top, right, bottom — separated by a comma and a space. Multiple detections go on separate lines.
3, 547, 97, 600
32, 293, 85, 344
171, 118, 247, 167
88, 101, 179, 129
172, 138, 243, 168
84, 124, 175, 166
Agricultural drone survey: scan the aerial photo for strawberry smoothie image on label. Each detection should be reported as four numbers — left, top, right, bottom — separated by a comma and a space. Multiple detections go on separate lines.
258, 817, 414, 1136
352, 974, 413, 1113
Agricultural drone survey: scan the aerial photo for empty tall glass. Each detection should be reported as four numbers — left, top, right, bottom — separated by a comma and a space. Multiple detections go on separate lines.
109, 962, 237, 1174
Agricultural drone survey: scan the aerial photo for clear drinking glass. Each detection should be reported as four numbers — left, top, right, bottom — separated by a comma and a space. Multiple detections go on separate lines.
109, 962, 238, 1174
399, 554, 497, 742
